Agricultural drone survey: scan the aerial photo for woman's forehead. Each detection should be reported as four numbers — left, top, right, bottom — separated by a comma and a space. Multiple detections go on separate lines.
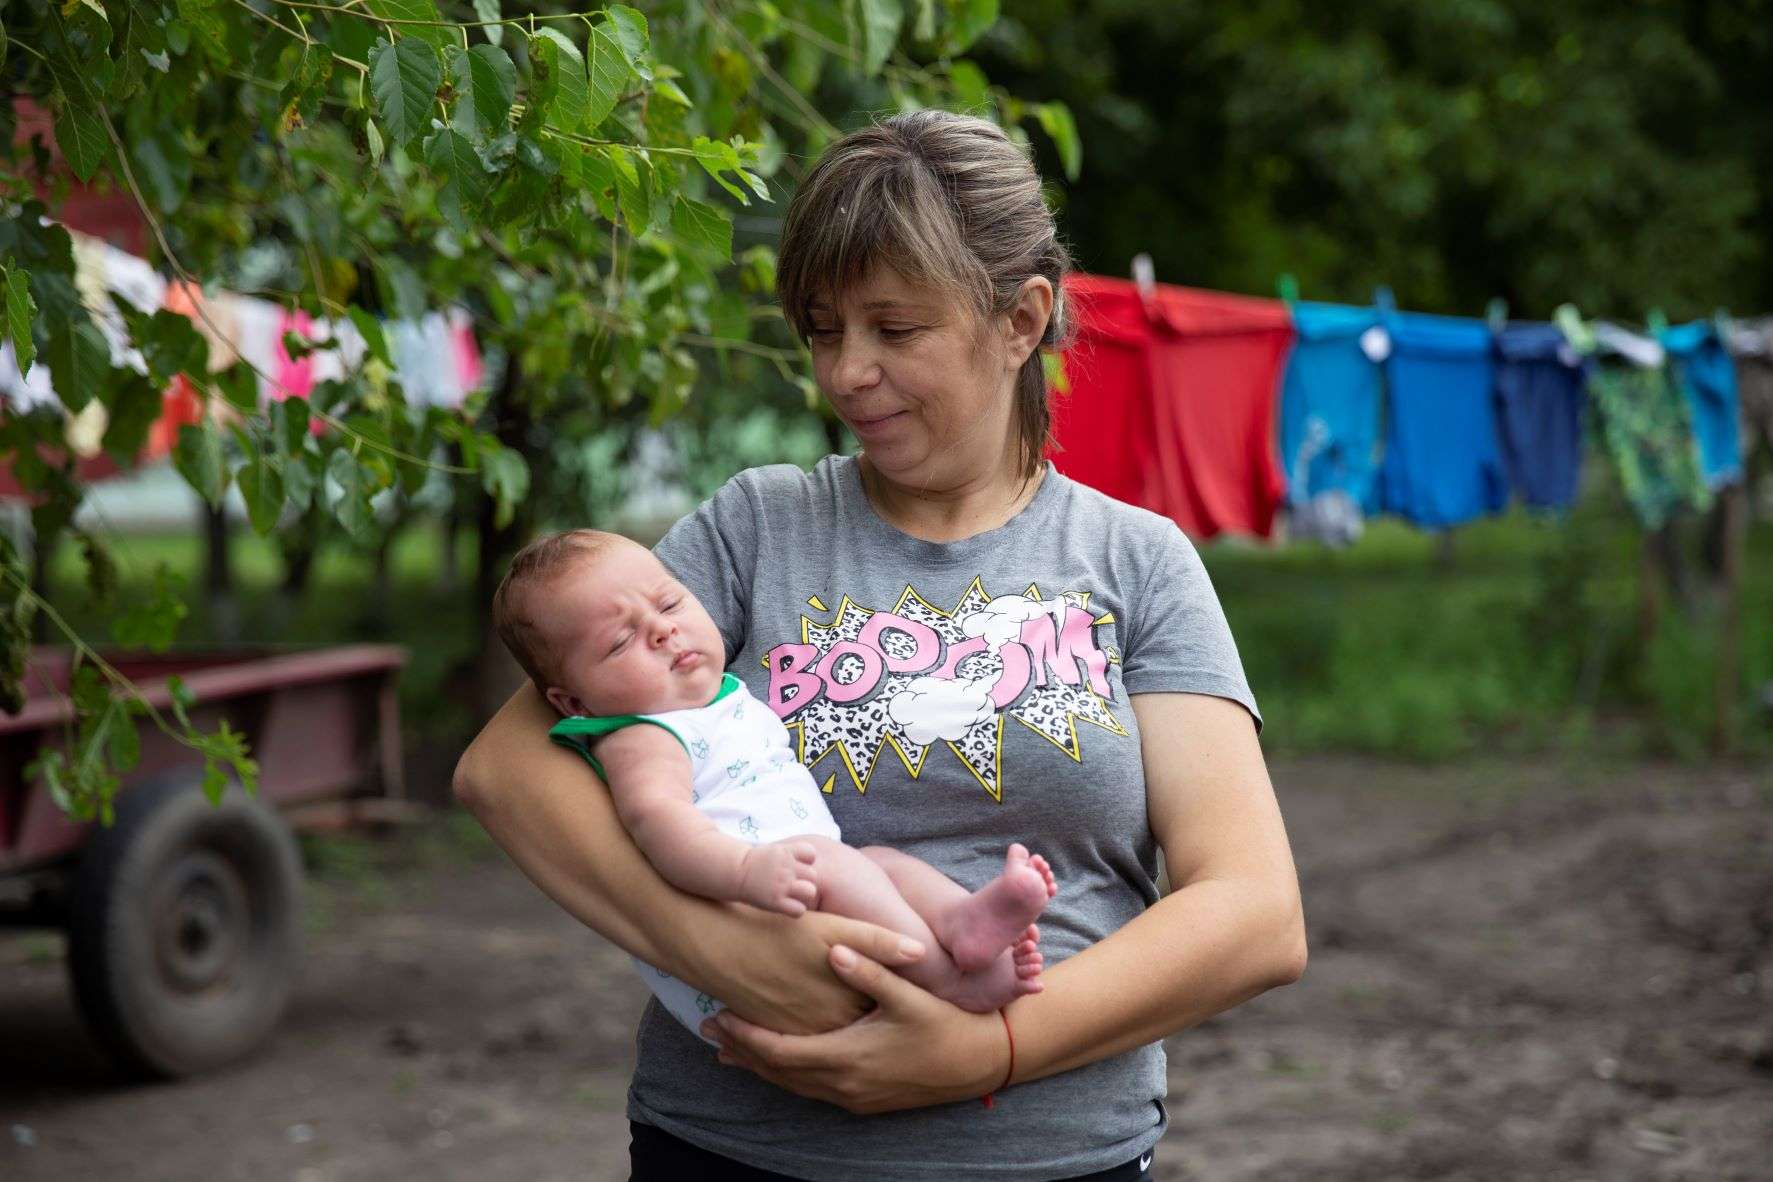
808, 267, 956, 315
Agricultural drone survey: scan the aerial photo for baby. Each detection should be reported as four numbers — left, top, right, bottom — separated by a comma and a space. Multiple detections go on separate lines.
493, 529, 1058, 1042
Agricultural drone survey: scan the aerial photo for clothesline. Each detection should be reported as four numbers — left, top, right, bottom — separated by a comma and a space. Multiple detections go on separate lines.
1049, 272, 1773, 544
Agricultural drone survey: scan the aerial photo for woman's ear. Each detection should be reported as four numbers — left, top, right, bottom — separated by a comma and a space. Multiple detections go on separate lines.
1004, 276, 1055, 368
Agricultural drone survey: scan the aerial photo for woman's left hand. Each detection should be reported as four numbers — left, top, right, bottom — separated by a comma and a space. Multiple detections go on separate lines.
699, 943, 1012, 1114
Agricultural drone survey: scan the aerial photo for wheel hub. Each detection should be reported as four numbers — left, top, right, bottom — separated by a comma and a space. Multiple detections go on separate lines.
154, 849, 250, 993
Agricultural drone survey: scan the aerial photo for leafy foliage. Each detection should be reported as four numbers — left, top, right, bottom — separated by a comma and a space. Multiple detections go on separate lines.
0, 0, 1074, 822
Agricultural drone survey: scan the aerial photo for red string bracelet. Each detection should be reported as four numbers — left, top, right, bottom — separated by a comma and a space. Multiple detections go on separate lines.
981, 1007, 1015, 1110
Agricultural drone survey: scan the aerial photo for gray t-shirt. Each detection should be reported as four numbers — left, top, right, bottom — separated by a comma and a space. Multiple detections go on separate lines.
641, 454, 1258, 1180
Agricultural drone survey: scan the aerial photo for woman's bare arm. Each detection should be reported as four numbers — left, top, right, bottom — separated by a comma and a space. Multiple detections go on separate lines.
451, 681, 924, 1033
1004, 690, 1306, 1080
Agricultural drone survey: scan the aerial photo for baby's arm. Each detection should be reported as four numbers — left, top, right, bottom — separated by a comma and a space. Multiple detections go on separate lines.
594, 725, 819, 916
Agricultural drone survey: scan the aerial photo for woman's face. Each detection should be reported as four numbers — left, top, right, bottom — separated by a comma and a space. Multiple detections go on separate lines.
807, 267, 1043, 490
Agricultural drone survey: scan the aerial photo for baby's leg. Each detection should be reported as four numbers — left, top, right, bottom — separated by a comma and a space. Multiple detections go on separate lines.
793, 836, 958, 988
862, 843, 1056, 973
800, 837, 1043, 1011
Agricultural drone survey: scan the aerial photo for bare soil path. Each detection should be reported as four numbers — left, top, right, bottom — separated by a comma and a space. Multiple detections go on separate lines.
3, 756, 1769, 1181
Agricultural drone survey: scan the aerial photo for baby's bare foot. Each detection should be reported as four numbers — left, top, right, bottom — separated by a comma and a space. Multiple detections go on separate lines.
943, 844, 1057, 973
939, 940, 1046, 1013
738, 840, 819, 916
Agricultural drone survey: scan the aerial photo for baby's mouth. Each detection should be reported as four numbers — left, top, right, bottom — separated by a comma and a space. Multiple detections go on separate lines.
671, 650, 702, 671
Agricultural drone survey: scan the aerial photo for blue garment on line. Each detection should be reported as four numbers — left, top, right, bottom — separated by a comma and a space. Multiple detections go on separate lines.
1658, 320, 1743, 489
1492, 323, 1588, 510
1277, 301, 1385, 512
1379, 312, 1508, 529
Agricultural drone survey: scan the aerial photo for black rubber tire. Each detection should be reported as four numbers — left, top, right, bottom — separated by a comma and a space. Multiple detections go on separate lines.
66, 774, 304, 1079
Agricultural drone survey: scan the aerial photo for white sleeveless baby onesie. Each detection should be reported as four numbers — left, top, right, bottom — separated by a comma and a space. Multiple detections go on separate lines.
549, 673, 841, 1041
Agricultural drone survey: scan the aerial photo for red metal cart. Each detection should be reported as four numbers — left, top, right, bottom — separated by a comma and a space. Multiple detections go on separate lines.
0, 645, 407, 1078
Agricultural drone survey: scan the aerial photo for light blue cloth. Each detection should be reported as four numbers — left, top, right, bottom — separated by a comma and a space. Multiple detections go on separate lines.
1278, 302, 1385, 514
1379, 312, 1508, 529
1658, 320, 1743, 490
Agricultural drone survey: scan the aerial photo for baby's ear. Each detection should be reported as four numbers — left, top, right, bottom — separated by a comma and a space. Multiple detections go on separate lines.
545, 686, 587, 717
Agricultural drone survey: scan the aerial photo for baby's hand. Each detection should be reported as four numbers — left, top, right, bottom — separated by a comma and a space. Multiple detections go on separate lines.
738, 840, 819, 917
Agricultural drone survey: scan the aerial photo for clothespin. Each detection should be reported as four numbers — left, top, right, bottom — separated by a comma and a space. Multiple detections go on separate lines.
1373, 286, 1396, 320
1714, 306, 1732, 340
1647, 306, 1668, 338
1486, 298, 1508, 333
1131, 254, 1156, 301
1276, 273, 1300, 305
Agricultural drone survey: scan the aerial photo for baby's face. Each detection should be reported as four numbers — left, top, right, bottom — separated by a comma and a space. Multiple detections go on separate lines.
540, 543, 726, 717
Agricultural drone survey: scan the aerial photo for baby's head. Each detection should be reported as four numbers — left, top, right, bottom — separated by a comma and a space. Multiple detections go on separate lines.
493, 529, 725, 718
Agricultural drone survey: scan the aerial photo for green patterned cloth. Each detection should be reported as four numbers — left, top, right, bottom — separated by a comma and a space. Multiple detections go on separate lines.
1555, 307, 1710, 528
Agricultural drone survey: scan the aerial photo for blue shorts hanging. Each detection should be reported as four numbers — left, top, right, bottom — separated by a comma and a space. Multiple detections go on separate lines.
1492, 323, 1588, 511
1658, 320, 1743, 490
1379, 312, 1508, 529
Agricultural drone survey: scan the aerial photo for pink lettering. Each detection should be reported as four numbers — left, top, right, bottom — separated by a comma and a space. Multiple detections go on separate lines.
765, 643, 824, 719
815, 640, 886, 704
1057, 605, 1114, 698
932, 635, 988, 680
989, 642, 1032, 708
856, 611, 942, 675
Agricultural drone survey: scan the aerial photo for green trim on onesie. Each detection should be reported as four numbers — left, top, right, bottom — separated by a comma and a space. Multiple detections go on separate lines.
547, 673, 741, 780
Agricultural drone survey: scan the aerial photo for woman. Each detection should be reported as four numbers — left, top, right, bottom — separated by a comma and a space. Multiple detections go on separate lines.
454, 110, 1305, 1180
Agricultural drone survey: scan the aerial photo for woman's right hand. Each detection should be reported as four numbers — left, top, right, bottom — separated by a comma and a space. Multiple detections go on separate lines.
689, 906, 927, 1035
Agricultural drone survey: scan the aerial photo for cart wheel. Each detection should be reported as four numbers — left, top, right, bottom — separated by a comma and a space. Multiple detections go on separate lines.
66, 774, 304, 1078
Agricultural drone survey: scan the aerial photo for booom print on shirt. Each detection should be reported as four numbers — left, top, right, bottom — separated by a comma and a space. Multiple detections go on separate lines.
761, 578, 1128, 801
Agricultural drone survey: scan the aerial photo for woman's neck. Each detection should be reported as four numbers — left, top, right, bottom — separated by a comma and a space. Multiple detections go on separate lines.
857, 451, 1045, 544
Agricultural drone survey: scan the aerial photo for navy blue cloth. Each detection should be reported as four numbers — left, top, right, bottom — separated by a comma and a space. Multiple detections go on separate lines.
1658, 320, 1743, 489
1277, 301, 1385, 512
1379, 312, 1508, 528
1492, 323, 1588, 510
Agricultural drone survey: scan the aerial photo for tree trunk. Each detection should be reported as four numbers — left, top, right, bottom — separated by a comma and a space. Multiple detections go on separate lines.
204, 503, 239, 642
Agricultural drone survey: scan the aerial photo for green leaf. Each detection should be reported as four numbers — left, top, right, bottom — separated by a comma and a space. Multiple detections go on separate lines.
101, 372, 160, 462
426, 127, 493, 232
347, 306, 392, 367
609, 145, 650, 230
607, 6, 650, 69
671, 195, 732, 261
473, 0, 503, 46
42, 320, 109, 413
52, 93, 108, 182
3, 268, 36, 376
949, 60, 989, 111
1034, 100, 1081, 181
584, 23, 629, 130
112, 565, 187, 651
941, 0, 998, 54
370, 36, 442, 148
365, 0, 449, 51
216, 362, 259, 414
282, 450, 319, 512
856, 0, 903, 75
326, 448, 374, 541
531, 27, 588, 133
137, 308, 208, 386
449, 42, 515, 142
173, 423, 229, 507
237, 456, 285, 535
478, 443, 530, 530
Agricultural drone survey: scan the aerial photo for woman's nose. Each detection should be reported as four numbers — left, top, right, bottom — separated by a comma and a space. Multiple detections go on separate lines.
832, 336, 880, 391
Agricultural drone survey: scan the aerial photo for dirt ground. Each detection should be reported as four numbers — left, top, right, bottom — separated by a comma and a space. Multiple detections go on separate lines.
3, 755, 1770, 1181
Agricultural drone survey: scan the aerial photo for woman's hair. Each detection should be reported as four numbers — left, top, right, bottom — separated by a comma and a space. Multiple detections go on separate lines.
776, 110, 1073, 482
